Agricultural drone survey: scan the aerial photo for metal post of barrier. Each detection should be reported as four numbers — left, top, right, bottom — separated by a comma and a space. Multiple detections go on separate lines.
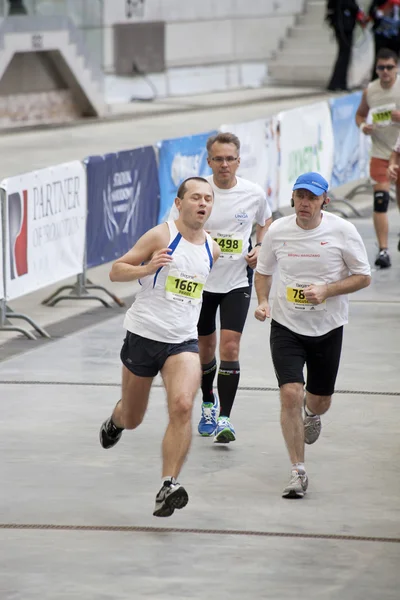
0, 299, 50, 339
41, 271, 125, 308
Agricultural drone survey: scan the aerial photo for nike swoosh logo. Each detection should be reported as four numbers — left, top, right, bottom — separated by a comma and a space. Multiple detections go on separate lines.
321, 242, 329, 245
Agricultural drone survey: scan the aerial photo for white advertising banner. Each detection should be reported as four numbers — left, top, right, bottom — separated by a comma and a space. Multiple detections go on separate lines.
1, 161, 87, 301
0, 192, 4, 300
278, 102, 334, 209
220, 116, 280, 212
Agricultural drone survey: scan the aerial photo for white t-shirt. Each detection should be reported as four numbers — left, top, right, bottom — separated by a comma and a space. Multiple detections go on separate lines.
169, 175, 271, 293
256, 212, 371, 336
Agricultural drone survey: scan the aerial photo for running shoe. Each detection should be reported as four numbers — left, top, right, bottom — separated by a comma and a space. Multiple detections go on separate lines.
99, 417, 123, 449
214, 416, 236, 443
304, 409, 322, 445
282, 470, 309, 499
153, 479, 189, 517
374, 249, 391, 268
198, 393, 219, 436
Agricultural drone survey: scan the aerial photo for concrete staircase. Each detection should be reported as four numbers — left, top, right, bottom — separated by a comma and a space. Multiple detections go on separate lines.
0, 16, 105, 117
267, 0, 336, 87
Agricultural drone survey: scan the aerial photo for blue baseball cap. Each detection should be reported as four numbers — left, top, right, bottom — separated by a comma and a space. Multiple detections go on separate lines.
292, 172, 329, 196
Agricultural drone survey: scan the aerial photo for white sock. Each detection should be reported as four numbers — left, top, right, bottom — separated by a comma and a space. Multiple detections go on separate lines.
305, 405, 316, 417
293, 462, 305, 473
162, 476, 175, 486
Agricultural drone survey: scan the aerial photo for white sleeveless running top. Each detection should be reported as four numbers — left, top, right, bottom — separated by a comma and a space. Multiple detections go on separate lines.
366, 77, 400, 159
123, 221, 214, 343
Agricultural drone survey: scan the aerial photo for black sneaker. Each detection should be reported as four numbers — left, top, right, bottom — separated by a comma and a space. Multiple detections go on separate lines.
374, 249, 391, 268
153, 480, 189, 517
99, 417, 124, 449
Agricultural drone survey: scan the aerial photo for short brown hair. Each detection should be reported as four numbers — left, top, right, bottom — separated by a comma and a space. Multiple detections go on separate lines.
376, 48, 398, 64
206, 132, 240, 155
176, 176, 212, 200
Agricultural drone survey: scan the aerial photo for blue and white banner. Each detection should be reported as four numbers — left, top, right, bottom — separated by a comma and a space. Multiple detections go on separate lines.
220, 117, 280, 212
330, 91, 371, 188
85, 146, 159, 269
157, 130, 216, 223
278, 102, 334, 209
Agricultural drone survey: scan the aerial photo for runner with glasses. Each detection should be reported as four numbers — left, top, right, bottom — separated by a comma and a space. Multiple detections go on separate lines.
356, 47, 400, 268
169, 132, 272, 443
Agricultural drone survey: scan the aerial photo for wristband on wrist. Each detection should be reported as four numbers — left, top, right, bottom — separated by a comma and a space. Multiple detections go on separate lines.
255, 242, 262, 247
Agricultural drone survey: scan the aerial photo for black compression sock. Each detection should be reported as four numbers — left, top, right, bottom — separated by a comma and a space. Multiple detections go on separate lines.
201, 358, 217, 403
217, 361, 240, 418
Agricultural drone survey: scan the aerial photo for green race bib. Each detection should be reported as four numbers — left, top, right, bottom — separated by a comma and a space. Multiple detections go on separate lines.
371, 103, 396, 128
165, 269, 205, 304
210, 231, 244, 260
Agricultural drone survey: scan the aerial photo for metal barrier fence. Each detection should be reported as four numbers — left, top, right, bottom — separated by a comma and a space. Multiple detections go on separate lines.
0, 92, 373, 339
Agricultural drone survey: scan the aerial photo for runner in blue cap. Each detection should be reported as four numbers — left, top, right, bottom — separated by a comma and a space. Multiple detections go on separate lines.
253, 172, 371, 498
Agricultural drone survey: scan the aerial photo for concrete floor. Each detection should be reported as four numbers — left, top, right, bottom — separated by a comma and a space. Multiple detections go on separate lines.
1, 86, 400, 599
1, 213, 400, 598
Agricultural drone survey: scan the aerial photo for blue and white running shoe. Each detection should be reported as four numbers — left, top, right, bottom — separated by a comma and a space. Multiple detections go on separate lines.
198, 393, 219, 436
214, 416, 236, 444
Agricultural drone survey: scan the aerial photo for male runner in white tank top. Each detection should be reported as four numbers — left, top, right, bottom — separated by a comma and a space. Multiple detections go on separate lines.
99, 177, 220, 517
255, 172, 371, 499
356, 47, 400, 268
169, 132, 272, 443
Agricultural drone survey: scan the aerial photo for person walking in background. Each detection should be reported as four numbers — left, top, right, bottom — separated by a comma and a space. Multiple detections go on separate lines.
356, 47, 400, 267
369, 0, 400, 81
326, 0, 368, 91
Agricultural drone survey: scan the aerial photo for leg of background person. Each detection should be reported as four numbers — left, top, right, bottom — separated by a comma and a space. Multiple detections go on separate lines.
218, 329, 241, 418
371, 35, 387, 81
328, 27, 353, 90
305, 392, 332, 418
373, 182, 390, 250
161, 352, 201, 478
112, 365, 153, 429
280, 382, 305, 464
199, 332, 217, 402
396, 183, 400, 213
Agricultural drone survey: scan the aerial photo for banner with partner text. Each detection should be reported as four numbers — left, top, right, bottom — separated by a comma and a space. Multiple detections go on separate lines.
1, 161, 87, 301
157, 130, 216, 224
85, 146, 160, 269
278, 102, 334, 209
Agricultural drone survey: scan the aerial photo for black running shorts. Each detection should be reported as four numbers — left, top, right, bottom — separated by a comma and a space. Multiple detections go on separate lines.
121, 331, 199, 378
197, 286, 252, 336
270, 319, 343, 396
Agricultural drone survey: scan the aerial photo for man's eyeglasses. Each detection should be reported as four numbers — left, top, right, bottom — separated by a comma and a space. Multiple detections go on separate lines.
377, 65, 396, 71
210, 156, 239, 163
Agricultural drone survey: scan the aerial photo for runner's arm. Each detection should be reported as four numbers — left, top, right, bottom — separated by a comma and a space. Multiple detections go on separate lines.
304, 274, 371, 304
355, 89, 369, 127
255, 217, 273, 245
212, 240, 221, 264
325, 274, 371, 297
109, 224, 171, 282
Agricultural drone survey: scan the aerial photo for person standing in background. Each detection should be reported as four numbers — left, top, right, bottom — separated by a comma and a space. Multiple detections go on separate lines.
326, 0, 368, 91
369, 0, 400, 81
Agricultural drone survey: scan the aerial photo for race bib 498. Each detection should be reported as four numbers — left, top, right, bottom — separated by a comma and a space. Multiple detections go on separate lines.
211, 231, 243, 260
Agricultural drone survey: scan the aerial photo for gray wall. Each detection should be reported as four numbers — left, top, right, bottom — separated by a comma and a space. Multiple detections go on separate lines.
103, 0, 304, 73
